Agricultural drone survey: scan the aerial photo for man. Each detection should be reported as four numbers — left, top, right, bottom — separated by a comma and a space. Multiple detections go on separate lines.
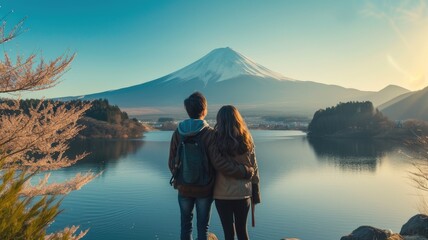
168, 92, 253, 240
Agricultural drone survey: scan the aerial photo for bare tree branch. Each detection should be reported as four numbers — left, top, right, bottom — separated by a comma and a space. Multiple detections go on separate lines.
0, 15, 97, 239
0, 100, 91, 171
45, 225, 88, 240
21, 171, 102, 196
0, 16, 26, 45
0, 53, 75, 93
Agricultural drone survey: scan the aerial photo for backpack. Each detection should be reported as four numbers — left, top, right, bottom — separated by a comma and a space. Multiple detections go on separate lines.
170, 129, 214, 187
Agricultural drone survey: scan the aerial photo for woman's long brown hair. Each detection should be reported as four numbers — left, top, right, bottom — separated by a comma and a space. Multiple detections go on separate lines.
215, 105, 254, 156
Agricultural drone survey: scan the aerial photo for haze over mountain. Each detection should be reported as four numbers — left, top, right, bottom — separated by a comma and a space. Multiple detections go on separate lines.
62, 47, 410, 117
380, 86, 428, 121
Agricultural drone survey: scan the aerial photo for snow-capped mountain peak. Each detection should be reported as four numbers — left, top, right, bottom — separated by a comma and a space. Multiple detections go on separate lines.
164, 47, 291, 84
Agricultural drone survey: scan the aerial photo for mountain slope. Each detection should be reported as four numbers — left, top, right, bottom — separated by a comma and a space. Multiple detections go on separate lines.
380, 86, 428, 121
61, 47, 409, 116
162, 47, 291, 84
358, 85, 410, 107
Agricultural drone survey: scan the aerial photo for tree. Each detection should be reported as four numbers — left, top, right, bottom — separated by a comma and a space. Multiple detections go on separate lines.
407, 135, 428, 214
0, 15, 97, 239
308, 101, 392, 137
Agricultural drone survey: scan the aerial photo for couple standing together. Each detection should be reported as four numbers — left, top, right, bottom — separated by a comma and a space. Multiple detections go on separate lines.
168, 92, 261, 240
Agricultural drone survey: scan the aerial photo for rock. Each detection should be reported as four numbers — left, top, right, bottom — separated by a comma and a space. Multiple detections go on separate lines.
400, 214, 428, 238
341, 226, 393, 240
195, 232, 218, 240
403, 236, 428, 240
208, 232, 218, 240
388, 234, 405, 240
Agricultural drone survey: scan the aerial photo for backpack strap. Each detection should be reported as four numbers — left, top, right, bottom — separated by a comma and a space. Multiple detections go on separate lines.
169, 132, 184, 186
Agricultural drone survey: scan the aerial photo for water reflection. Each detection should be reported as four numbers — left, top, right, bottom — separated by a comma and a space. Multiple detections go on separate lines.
66, 139, 145, 172
307, 138, 400, 172
45, 131, 421, 240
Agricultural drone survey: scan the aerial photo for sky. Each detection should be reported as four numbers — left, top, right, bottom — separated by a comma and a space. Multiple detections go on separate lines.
2, 0, 428, 98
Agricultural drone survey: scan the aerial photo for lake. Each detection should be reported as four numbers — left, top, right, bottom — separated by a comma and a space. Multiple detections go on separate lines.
46, 130, 426, 240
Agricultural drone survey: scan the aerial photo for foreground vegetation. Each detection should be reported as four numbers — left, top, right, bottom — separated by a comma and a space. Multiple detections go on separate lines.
0, 16, 93, 239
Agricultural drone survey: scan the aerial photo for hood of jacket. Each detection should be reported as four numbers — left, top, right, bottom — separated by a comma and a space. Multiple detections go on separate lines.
177, 119, 209, 136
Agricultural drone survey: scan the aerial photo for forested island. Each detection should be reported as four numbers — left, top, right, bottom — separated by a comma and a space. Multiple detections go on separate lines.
77, 99, 149, 138
307, 101, 428, 140
0, 99, 148, 139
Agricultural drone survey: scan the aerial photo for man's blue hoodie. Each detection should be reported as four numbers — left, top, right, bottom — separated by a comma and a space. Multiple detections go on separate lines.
177, 119, 209, 137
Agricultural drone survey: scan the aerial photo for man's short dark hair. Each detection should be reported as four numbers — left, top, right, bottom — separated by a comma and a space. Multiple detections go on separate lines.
184, 92, 207, 119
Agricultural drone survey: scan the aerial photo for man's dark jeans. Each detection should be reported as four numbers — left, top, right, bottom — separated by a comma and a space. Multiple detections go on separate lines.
178, 194, 213, 240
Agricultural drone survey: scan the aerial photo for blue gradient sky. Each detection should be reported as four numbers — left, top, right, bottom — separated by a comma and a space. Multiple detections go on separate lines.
3, 0, 428, 98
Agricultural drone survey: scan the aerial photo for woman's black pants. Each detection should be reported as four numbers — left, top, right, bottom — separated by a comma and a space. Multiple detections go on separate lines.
215, 198, 251, 240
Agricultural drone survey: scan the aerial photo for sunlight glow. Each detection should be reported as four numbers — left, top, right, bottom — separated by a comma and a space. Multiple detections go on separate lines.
364, 0, 428, 90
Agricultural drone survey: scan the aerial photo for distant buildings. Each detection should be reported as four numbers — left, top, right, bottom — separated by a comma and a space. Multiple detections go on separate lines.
140, 116, 310, 131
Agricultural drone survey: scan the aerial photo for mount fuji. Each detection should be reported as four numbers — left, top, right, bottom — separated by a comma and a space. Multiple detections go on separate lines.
63, 47, 410, 116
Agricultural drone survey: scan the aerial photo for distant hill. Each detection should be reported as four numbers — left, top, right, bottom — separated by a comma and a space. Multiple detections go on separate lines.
0, 99, 148, 139
378, 91, 414, 110
76, 99, 148, 138
60, 47, 409, 117
307, 100, 428, 140
308, 101, 392, 137
358, 85, 410, 108
380, 86, 428, 121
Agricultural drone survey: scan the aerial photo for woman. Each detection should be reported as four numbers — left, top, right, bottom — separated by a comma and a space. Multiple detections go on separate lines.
213, 105, 261, 240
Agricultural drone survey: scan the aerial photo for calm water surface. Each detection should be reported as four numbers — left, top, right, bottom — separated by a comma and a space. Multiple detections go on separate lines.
47, 130, 424, 240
